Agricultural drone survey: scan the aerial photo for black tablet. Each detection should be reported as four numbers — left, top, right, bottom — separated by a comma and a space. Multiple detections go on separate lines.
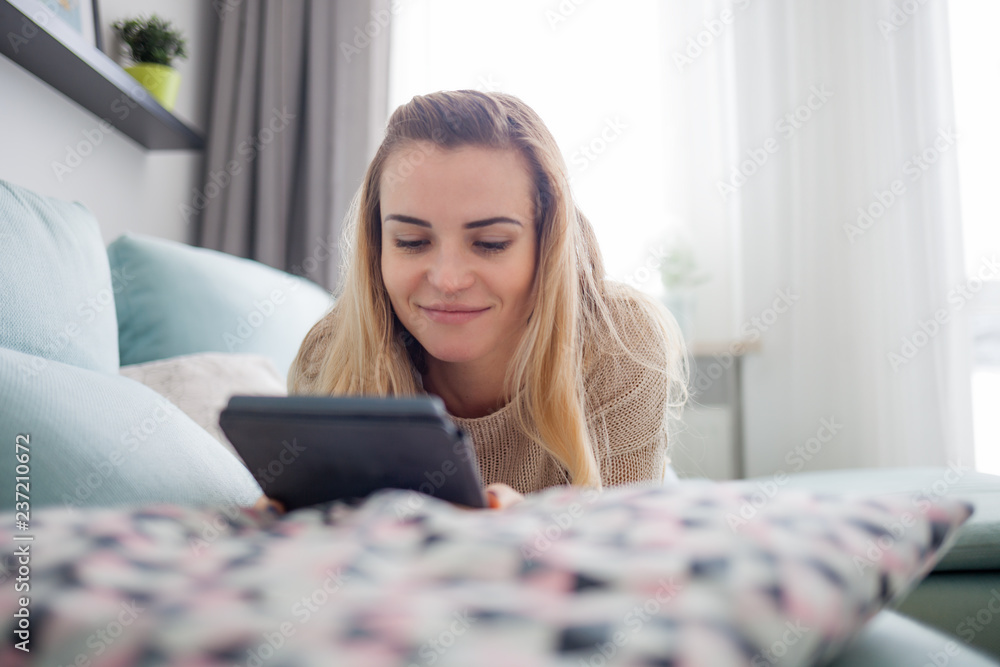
219, 395, 487, 510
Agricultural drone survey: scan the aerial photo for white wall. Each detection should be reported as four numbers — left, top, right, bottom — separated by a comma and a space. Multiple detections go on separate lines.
0, 0, 217, 245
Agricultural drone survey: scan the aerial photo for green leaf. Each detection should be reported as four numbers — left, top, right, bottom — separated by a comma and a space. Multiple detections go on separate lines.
111, 14, 188, 67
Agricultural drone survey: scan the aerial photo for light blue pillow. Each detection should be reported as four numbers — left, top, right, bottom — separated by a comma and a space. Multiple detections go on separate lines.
0, 346, 263, 512
108, 234, 334, 381
0, 179, 119, 374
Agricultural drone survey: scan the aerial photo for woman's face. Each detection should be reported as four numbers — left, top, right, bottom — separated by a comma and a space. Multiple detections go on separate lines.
380, 141, 537, 368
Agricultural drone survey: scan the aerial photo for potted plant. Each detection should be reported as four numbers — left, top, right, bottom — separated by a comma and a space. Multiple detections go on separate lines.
658, 242, 710, 343
112, 15, 188, 111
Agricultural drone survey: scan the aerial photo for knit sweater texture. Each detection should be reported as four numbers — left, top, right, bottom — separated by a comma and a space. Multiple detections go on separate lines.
445, 288, 671, 493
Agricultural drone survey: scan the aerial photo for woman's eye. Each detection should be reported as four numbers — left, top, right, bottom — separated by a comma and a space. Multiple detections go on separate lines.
394, 239, 427, 251
475, 240, 512, 253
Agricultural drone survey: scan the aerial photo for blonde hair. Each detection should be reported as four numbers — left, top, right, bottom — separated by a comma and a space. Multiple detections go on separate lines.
289, 90, 688, 488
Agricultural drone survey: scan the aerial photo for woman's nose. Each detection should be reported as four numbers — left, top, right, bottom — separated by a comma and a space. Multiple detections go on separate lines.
426, 246, 475, 294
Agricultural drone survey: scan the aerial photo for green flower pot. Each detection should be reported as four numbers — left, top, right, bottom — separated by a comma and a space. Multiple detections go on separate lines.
125, 63, 181, 111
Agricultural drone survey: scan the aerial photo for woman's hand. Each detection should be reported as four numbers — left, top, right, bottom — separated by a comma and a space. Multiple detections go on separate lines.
484, 483, 524, 509
253, 484, 524, 515
253, 494, 286, 515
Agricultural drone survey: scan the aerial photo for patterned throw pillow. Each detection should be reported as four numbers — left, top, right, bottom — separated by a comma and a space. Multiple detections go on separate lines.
0, 480, 971, 666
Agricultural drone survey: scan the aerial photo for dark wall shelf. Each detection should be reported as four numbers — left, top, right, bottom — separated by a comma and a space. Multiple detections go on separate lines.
0, 0, 205, 150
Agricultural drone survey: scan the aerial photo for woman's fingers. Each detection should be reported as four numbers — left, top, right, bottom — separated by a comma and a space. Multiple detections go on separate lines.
485, 483, 525, 509
252, 494, 286, 515
252, 489, 523, 514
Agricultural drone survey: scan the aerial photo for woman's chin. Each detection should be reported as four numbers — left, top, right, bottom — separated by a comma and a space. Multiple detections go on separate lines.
421, 342, 487, 365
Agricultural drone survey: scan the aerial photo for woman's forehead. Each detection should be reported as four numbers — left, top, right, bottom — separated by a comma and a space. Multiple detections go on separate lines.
380, 143, 535, 224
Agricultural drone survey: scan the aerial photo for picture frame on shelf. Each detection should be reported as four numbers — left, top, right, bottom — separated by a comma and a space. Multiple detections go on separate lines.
36, 0, 102, 51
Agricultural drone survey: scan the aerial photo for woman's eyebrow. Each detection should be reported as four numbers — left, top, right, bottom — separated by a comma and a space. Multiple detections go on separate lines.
383, 214, 523, 229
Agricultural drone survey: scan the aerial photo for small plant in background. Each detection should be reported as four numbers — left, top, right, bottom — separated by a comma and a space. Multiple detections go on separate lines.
659, 243, 711, 291
112, 15, 188, 66
658, 241, 710, 344
111, 14, 189, 111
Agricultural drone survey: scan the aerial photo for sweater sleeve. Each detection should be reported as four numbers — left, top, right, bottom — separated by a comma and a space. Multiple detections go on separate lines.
584, 285, 675, 486
600, 431, 669, 486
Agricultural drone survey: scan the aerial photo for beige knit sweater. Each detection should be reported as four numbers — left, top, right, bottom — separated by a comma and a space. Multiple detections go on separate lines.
444, 287, 672, 493
293, 284, 674, 494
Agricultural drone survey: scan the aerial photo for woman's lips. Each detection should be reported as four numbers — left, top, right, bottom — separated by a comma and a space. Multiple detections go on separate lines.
419, 306, 489, 324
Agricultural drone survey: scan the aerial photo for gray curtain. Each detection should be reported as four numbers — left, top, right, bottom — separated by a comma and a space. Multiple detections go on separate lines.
197, 0, 390, 291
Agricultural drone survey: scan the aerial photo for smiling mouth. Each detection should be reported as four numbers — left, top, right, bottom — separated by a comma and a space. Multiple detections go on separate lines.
421, 306, 489, 313
419, 305, 490, 323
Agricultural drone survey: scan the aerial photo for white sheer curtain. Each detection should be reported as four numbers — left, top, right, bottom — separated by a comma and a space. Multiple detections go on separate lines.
663, 0, 975, 474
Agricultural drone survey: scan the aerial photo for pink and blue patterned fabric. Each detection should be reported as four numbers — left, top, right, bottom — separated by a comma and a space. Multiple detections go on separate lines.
0, 481, 972, 666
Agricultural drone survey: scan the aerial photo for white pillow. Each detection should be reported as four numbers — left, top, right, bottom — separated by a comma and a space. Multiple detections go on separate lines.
120, 352, 287, 461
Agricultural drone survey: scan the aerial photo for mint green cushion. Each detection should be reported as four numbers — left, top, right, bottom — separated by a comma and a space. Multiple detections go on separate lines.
828, 610, 1000, 666
108, 234, 334, 381
763, 466, 1000, 572
0, 179, 119, 374
0, 346, 262, 512
895, 571, 1000, 658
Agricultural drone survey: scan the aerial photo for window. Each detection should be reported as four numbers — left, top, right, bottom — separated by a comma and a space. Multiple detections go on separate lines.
949, 0, 1000, 474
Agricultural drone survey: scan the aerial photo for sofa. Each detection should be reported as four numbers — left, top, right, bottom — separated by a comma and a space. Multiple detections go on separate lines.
2, 178, 1000, 666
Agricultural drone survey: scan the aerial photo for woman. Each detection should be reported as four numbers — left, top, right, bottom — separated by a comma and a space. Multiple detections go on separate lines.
262, 90, 687, 512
